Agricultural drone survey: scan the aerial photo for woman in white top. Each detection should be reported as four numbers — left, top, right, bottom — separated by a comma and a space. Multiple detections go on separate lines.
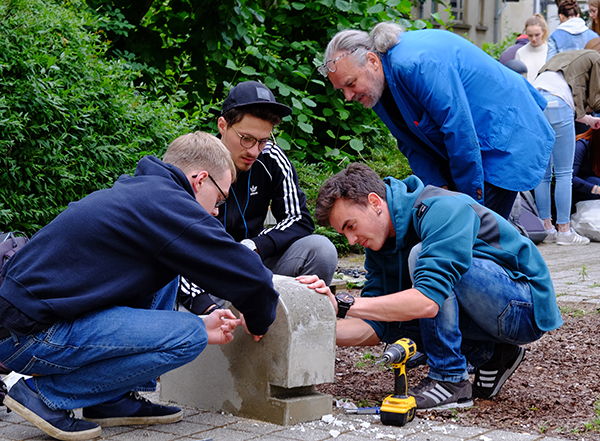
516, 14, 549, 84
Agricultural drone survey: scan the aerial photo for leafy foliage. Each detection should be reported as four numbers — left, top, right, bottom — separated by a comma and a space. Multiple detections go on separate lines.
481, 32, 518, 60
0, 0, 192, 234
84, 0, 442, 168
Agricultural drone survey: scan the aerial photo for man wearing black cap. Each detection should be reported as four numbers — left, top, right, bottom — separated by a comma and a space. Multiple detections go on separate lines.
180, 81, 338, 315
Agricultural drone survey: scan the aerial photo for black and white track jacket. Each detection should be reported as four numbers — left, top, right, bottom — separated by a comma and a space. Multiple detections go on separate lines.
216, 144, 314, 260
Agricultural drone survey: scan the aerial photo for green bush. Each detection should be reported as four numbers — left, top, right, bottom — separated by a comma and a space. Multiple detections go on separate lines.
0, 0, 192, 234
84, 0, 443, 171
481, 32, 518, 60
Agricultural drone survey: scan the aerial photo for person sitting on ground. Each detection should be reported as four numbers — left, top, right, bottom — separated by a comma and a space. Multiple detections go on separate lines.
546, 0, 598, 61
0, 131, 279, 441
515, 14, 549, 84
573, 128, 600, 204
179, 81, 338, 315
298, 163, 563, 411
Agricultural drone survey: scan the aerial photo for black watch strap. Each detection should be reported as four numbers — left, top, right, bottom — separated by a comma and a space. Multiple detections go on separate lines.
335, 292, 354, 319
337, 304, 350, 319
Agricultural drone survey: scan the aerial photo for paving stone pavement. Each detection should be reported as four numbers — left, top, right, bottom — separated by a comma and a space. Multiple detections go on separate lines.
1, 242, 599, 441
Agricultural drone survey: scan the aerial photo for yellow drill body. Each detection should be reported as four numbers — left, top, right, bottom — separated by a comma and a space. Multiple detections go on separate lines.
379, 338, 417, 427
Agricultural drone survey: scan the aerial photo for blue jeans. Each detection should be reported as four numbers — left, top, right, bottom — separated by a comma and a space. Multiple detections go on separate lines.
384, 245, 544, 383
535, 92, 576, 225
0, 278, 207, 411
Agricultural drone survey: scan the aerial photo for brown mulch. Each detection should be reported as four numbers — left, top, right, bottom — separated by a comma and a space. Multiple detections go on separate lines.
316, 307, 600, 439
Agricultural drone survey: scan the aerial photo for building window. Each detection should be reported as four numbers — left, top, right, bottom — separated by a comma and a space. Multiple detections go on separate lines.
451, 0, 465, 22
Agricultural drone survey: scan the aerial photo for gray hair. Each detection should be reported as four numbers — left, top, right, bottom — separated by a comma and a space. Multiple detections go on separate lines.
322, 22, 404, 68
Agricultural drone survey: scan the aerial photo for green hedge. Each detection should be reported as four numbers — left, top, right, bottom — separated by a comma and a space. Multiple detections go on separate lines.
0, 0, 192, 234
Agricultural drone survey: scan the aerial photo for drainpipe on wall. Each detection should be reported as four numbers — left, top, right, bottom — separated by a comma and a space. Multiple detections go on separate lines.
494, 0, 508, 43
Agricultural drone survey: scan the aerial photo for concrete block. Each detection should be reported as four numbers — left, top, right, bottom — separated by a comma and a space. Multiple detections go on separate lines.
161, 275, 336, 426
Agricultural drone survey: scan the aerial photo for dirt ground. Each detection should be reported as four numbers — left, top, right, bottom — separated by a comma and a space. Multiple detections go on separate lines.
316, 305, 600, 439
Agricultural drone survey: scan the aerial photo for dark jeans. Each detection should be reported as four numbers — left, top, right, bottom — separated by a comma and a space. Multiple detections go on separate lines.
484, 181, 517, 220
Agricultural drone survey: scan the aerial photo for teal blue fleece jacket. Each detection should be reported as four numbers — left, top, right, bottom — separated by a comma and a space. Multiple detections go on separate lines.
362, 176, 562, 337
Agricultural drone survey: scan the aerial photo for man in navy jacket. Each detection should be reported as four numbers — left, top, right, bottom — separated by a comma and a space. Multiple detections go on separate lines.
180, 81, 338, 315
0, 132, 279, 440
319, 24, 555, 219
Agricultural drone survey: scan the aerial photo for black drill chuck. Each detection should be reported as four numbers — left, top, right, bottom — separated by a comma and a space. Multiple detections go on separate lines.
381, 344, 408, 365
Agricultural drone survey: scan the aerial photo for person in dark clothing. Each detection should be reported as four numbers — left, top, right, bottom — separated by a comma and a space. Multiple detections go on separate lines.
573, 128, 600, 203
0, 131, 279, 440
499, 33, 530, 65
180, 81, 338, 315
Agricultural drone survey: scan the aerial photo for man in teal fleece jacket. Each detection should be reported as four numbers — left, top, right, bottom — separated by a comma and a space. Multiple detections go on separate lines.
299, 163, 562, 411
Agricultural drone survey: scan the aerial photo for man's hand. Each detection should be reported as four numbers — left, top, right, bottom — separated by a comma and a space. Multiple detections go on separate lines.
296, 275, 337, 314
238, 313, 264, 342
203, 309, 241, 345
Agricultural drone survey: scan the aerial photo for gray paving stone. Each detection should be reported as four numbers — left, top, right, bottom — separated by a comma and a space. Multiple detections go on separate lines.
224, 420, 287, 435
266, 427, 333, 440
102, 427, 183, 441
472, 429, 545, 440
149, 420, 214, 436
188, 427, 258, 440
183, 410, 241, 427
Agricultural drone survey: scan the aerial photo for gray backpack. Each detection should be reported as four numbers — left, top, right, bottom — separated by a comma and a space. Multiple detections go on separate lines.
1, 231, 29, 287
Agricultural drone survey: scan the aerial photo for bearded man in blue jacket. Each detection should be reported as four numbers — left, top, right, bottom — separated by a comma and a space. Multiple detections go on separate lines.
0, 132, 279, 440
319, 24, 555, 219
299, 163, 562, 411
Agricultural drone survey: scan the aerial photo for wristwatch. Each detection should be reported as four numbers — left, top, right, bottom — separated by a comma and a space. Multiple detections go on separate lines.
335, 292, 355, 318
241, 239, 259, 254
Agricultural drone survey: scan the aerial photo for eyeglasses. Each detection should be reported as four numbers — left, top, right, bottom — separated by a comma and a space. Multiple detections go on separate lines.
192, 174, 228, 207
230, 125, 275, 151
208, 175, 227, 207
318, 47, 368, 77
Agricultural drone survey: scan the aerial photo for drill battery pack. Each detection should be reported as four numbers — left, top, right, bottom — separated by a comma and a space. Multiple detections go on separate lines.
380, 394, 416, 427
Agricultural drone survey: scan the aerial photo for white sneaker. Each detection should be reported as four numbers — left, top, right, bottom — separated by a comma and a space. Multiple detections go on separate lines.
543, 229, 557, 244
556, 229, 590, 246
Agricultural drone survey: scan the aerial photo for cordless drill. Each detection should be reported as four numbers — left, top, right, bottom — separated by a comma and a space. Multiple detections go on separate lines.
379, 338, 417, 427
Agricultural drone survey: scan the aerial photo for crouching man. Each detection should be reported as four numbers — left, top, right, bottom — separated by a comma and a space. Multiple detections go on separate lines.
0, 132, 278, 440
299, 163, 562, 411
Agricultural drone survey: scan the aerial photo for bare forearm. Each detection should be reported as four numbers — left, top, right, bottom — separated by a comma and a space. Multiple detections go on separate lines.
349, 289, 439, 322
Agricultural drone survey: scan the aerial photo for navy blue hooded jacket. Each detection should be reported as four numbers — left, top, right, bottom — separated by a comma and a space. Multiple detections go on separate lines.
0, 156, 278, 336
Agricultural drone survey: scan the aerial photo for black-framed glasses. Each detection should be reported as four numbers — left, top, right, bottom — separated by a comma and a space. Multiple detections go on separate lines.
192, 174, 227, 207
230, 125, 275, 151
318, 47, 366, 77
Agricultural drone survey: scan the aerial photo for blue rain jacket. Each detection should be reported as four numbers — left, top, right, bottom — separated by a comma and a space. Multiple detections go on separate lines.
373, 29, 555, 205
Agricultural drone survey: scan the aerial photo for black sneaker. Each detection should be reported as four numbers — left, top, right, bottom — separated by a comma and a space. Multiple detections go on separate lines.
473, 343, 526, 399
409, 377, 473, 411
5, 378, 101, 441
82, 391, 183, 427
